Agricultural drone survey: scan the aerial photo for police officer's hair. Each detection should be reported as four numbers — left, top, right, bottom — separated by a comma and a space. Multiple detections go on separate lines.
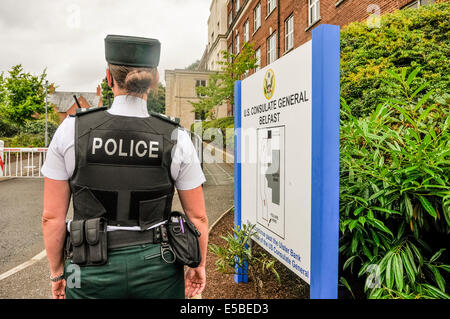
108, 64, 157, 96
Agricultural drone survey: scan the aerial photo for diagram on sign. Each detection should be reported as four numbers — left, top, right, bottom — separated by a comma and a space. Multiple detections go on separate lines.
257, 126, 285, 238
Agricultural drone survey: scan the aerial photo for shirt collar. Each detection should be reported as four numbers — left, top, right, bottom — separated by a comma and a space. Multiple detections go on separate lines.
107, 95, 149, 118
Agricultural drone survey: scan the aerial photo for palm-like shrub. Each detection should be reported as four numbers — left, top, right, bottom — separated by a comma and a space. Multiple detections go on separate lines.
339, 67, 449, 299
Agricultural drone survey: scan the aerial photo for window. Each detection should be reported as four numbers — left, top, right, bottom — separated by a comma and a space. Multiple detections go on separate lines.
255, 47, 261, 71
308, 0, 320, 26
267, 0, 276, 16
254, 3, 261, 32
403, 0, 435, 9
196, 80, 206, 87
235, 33, 240, 55
236, 0, 240, 13
195, 80, 207, 97
244, 20, 250, 43
285, 14, 294, 52
228, 44, 233, 62
228, 11, 232, 26
267, 32, 277, 65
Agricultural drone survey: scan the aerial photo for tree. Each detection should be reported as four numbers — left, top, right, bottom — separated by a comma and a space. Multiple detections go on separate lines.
190, 76, 225, 120
101, 77, 114, 107
0, 72, 6, 106
185, 59, 200, 71
0, 65, 50, 125
190, 42, 258, 118
147, 82, 165, 114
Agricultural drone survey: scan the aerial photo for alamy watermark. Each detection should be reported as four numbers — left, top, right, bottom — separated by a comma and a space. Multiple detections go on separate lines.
66, 3, 81, 29
65, 264, 81, 288
365, 264, 381, 289
367, 4, 381, 28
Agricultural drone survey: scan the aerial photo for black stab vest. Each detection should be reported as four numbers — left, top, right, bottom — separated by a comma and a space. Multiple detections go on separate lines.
69, 108, 179, 230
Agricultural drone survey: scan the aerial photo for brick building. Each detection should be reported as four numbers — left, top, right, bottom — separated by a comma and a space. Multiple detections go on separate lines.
225, 0, 436, 113
48, 85, 103, 122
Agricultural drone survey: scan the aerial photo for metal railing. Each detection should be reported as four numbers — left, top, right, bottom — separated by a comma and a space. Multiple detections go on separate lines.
0, 145, 48, 178
0, 132, 203, 178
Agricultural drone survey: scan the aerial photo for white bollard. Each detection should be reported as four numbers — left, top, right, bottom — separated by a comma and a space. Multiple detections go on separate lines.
0, 140, 4, 177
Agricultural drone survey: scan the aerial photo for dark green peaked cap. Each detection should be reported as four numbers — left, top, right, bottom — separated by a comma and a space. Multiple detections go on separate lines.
105, 35, 161, 68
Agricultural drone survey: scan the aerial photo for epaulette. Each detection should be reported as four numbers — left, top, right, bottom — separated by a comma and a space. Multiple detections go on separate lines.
75, 106, 108, 116
150, 112, 180, 126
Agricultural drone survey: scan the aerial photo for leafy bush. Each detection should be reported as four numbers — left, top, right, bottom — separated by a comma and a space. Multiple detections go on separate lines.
341, 2, 450, 117
23, 119, 58, 140
0, 119, 19, 137
209, 223, 280, 298
339, 68, 449, 299
1, 133, 45, 147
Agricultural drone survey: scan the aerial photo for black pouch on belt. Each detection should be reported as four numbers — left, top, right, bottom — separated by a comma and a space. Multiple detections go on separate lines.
166, 211, 202, 268
70, 220, 86, 264
84, 217, 108, 266
69, 218, 108, 266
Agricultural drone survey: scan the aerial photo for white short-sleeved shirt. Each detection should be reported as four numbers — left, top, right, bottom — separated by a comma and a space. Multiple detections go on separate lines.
41, 95, 206, 230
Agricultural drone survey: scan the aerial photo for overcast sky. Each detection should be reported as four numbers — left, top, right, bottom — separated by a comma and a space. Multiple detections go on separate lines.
0, 0, 210, 92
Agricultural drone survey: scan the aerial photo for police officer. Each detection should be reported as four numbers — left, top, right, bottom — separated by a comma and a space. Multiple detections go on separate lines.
41, 35, 208, 299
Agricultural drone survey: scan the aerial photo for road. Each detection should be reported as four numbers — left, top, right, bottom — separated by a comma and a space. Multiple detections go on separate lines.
0, 153, 234, 298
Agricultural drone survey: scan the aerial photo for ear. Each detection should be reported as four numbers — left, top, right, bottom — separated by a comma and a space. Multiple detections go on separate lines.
106, 68, 113, 88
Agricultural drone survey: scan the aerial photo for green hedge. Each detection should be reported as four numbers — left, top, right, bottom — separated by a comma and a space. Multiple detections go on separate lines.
340, 2, 450, 117
0, 118, 57, 147
23, 119, 58, 140
1, 133, 45, 147
0, 119, 19, 137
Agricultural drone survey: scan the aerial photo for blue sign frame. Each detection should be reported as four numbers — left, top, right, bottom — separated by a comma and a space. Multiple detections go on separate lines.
234, 24, 340, 299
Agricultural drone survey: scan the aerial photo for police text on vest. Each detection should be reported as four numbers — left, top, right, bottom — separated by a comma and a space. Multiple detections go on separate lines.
91, 137, 159, 158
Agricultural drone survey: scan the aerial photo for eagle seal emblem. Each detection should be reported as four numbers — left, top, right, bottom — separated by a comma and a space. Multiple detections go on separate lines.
263, 69, 275, 100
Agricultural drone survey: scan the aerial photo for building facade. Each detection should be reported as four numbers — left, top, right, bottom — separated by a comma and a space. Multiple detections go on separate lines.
207, 0, 229, 71
165, 0, 229, 129
226, 0, 434, 75
165, 69, 228, 130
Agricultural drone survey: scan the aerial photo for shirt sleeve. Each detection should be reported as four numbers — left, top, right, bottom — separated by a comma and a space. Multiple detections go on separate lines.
40, 117, 74, 180
170, 128, 206, 190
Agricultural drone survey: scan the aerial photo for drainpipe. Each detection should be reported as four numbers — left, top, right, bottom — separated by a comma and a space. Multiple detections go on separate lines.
277, 0, 280, 59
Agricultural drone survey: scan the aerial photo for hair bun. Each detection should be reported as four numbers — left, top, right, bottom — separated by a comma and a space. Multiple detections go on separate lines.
124, 69, 154, 94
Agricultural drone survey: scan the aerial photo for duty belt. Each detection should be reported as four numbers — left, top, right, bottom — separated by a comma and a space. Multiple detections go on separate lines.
107, 227, 162, 249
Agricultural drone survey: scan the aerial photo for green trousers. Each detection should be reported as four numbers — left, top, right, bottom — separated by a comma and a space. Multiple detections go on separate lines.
64, 243, 185, 299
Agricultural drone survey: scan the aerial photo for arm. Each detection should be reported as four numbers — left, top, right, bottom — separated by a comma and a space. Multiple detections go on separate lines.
42, 177, 71, 298
177, 185, 208, 297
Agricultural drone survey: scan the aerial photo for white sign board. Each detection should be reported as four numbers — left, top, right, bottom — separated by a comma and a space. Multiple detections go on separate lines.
234, 24, 340, 298
240, 41, 313, 283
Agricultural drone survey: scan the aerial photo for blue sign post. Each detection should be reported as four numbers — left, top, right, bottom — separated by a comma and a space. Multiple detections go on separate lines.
233, 80, 248, 284
310, 24, 340, 299
234, 24, 340, 299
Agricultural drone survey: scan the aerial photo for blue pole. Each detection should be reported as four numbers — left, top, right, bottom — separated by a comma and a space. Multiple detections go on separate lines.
310, 24, 341, 299
233, 80, 248, 283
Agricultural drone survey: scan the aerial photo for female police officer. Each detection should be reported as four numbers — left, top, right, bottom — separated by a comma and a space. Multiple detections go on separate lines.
41, 35, 208, 299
